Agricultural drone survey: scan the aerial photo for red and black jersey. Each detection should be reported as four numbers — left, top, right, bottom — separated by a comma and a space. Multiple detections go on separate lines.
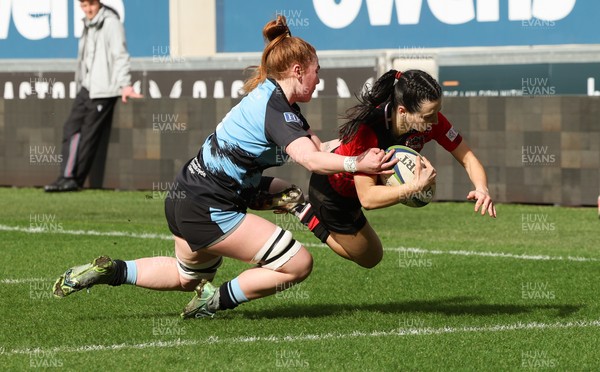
329, 105, 463, 198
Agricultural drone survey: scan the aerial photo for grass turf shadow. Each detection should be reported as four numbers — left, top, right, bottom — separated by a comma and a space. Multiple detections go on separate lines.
237, 296, 582, 320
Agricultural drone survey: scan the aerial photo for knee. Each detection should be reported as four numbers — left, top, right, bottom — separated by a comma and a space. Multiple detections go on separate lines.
176, 255, 223, 291
255, 228, 313, 283
285, 248, 313, 283
294, 252, 313, 282
354, 247, 383, 269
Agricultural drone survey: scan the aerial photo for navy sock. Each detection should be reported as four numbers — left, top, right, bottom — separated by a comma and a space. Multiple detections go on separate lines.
108, 259, 127, 286
218, 278, 249, 310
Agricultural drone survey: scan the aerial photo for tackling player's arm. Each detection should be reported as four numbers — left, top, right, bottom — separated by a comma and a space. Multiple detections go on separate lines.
306, 129, 340, 152
451, 141, 497, 218
307, 129, 323, 150
285, 137, 396, 175
355, 156, 436, 210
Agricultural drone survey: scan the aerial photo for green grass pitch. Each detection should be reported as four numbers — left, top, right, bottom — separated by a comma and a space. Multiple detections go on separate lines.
0, 187, 599, 371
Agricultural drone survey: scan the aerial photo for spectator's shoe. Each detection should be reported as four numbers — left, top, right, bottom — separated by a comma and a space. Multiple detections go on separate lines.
44, 178, 80, 192
249, 185, 305, 214
44, 178, 66, 192
181, 279, 217, 319
53, 256, 116, 298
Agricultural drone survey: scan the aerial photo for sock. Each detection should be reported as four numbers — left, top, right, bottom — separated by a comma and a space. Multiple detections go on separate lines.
108, 260, 137, 286
297, 204, 330, 243
216, 277, 249, 311
124, 260, 137, 285
109, 259, 127, 286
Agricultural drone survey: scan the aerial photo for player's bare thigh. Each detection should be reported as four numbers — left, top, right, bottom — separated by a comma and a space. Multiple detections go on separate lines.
327, 221, 383, 268
175, 213, 305, 266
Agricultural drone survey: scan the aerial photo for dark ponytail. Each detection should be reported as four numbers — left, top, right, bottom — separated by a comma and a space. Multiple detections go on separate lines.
339, 70, 397, 144
339, 69, 442, 143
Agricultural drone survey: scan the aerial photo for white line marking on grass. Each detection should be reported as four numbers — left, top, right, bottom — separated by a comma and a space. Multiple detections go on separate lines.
305, 243, 600, 263
389, 247, 600, 263
3, 320, 599, 356
0, 224, 173, 241
1, 224, 598, 263
0, 228, 597, 285
0, 278, 50, 284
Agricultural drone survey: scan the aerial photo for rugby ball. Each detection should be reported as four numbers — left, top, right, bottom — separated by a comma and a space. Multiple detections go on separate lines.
380, 145, 435, 208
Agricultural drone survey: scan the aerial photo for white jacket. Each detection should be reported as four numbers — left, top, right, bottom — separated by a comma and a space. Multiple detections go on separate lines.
75, 6, 132, 99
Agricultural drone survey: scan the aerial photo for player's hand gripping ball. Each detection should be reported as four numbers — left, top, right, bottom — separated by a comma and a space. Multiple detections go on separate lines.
379, 145, 436, 208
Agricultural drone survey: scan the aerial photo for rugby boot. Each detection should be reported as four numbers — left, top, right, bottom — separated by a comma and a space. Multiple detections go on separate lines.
53, 255, 116, 298
249, 185, 305, 214
181, 279, 218, 319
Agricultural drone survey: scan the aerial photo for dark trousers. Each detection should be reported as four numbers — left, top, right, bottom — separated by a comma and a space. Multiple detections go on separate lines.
59, 88, 118, 186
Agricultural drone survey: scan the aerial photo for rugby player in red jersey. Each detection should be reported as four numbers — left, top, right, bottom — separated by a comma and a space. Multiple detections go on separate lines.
291, 69, 497, 268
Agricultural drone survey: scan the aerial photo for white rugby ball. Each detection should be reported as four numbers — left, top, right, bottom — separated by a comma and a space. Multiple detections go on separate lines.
379, 145, 435, 208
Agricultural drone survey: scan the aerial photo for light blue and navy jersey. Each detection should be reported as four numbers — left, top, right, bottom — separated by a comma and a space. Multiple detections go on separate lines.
176, 78, 310, 211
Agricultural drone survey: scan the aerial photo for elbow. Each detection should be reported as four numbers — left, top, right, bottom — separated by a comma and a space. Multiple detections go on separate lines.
359, 197, 377, 211
302, 162, 317, 173
360, 196, 391, 211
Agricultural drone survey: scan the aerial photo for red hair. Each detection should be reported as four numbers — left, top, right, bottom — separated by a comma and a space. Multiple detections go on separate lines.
242, 16, 317, 94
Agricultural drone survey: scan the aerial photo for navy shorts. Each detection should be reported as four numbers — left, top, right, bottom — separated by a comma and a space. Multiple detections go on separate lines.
164, 196, 244, 251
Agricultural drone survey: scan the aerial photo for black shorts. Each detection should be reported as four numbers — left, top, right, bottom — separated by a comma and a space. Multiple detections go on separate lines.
308, 173, 367, 235
164, 196, 245, 251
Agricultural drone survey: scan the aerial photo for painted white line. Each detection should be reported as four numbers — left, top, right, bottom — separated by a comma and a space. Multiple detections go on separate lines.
1, 224, 599, 263
0, 278, 51, 284
3, 320, 599, 356
0, 224, 173, 241
304, 243, 600, 263
389, 247, 600, 263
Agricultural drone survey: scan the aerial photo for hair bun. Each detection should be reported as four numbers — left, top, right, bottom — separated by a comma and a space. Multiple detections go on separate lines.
263, 15, 291, 42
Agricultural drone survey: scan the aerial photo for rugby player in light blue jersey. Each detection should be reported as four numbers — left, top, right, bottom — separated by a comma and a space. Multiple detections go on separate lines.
52, 16, 397, 319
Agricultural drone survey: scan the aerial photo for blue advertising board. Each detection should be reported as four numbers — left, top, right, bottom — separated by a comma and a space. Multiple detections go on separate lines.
0, 0, 169, 58
217, 0, 600, 52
